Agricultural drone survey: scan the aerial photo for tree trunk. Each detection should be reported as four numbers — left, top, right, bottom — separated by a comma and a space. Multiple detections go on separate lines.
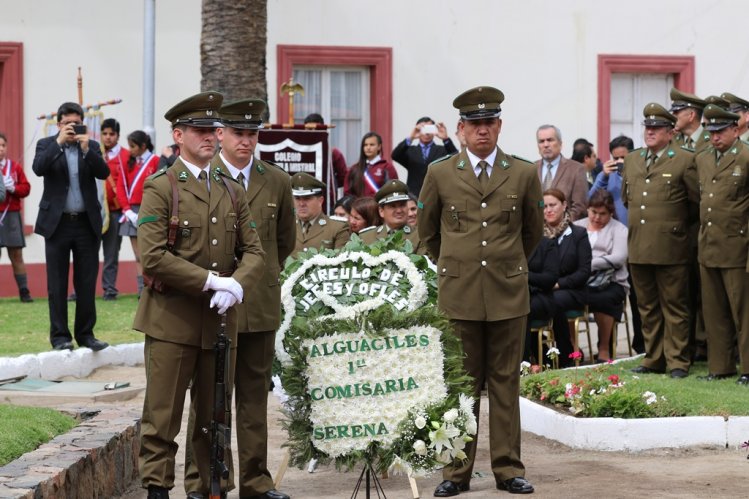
201, 0, 267, 107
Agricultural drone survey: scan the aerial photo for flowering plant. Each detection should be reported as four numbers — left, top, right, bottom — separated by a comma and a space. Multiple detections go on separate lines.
277, 234, 475, 476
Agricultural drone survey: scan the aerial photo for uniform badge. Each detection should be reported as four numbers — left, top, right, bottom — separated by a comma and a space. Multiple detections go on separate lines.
733, 165, 742, 177
501, 160, 509, 169
319, 219, 327, 226
731, 147, 738, 155
267, 202, 277, 207
403, 225, 412, 234
417, 201, 424, 209
181, 229, 191, 237
257, 163, 265, 174
212, 173, 221, 182
457, 160, 465, 170
377, 226, 384, 234
178, 171, 189, 181
667, 150, 675, 158
640, 151, 646, 157
250, 221, 257, 228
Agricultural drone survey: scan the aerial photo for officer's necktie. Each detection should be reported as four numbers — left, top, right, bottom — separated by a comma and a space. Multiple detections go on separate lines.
716, 151, 722, 164
302, 221, 311, 235
646, 153, 655, 171
686, 137, 694, 149
542, 163, 553, 190
237, 172, 246, 189
198, 170, 210, 193
478, 160, 490, 190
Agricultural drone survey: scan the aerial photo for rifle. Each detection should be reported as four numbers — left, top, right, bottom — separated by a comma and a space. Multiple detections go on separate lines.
208, 312, 232, 499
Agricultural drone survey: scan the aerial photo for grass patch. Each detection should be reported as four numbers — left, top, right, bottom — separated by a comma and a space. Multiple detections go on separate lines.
0, 404, 77, 466
521, 358, 749, 417
0, 295, 142, 356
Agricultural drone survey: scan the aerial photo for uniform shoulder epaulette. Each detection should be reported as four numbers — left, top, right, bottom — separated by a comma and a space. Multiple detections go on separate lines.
329, 215, 348, 223
148, 167, 168, 179
680, 145, 695, 153
214, 167, 241, 183
694, 146, 711, 156
358, 225, 376, 234
429, 154, 452, 166
260, 158, 285, 171
511, 154, 533, 165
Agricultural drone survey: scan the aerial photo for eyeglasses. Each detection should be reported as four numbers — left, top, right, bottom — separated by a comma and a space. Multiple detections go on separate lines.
59, 120, 83, 126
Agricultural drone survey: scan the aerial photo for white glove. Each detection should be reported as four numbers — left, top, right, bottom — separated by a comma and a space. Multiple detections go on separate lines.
204, 273, 243, 302
125, 209, 138, 226
210, 290, 239, 314
3, 176, 13, 193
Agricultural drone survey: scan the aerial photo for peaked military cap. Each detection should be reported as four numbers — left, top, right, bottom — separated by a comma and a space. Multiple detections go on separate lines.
721, 92, 749, 113
703, 95, 730, 110
220, 99, 266, 130
376, 180, 410, 205
164, 91, 223, 128
642, 103, 676, 127
453, 86, 504, 120
703, 104, 739, 131
669, 88, 706, 113
291, 172, 325, 196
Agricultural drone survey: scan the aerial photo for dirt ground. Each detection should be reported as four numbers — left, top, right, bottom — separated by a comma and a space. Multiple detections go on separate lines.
73, 364, 747, 499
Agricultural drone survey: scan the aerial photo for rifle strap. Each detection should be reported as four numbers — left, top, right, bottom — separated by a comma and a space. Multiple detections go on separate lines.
165, 168, 180, 251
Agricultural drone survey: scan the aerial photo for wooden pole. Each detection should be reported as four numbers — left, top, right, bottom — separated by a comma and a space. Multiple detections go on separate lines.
77, 67, 83, 105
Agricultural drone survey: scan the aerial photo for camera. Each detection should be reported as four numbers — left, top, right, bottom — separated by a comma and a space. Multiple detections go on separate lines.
420, 124, 438, 135
616, 160, 624, 173
72, 124, 87, 135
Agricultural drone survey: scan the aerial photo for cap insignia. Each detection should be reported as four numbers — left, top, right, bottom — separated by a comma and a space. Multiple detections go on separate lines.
478, 103, 485, 109
206, 110, 213, 116
208, 94, 214, 101
710, 118, 716, 123
245, 114, 253, 120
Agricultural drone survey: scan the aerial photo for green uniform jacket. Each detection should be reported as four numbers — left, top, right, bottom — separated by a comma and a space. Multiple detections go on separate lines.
694, 141, 749, 268
622, 142, 699, 265
418, 148, 544, 321
292, 214, 349, 256
212, 156, 297, 333
358, 224, 426, 255
133, 159, 266, 349
675, 127, 711, 154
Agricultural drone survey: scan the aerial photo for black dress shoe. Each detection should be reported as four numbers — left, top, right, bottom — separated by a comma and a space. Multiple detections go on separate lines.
19, 288, 33, 303
79, 338, 109, 351
52, 341, 74, 351
697, 373, 736, 381
737, 375, 749, 385
670, 368, 688, 379
497, 477, 534, 494
630, 365, 664, 374
147, 485, 170, 499
243, 490, 291, 499
434, 480, 469, 497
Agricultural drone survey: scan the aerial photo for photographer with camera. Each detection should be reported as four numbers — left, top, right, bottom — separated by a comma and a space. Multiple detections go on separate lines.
588, 135, 633, 226
392, 116, 458, 196
32, 101, 111, 352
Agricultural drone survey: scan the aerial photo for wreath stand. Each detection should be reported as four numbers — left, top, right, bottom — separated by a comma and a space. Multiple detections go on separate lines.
350, 461, 386, 499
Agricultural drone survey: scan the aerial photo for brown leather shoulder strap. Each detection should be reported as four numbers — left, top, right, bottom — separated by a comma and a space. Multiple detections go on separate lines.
219, 175, 239, 214
165, 169, 180, 251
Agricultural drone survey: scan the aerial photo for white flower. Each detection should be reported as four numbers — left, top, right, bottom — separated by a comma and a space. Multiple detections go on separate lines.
546, 347, 560, 358
414, 415, 427, 429
642, 391, 657, 405
413, 439, 427, 456
429, 423, 460, 453
443, 409, 459, 423
436, 450, 452, 464
451, 436, 466, 452
388, 455, 412, 476
465, 415, 478, 435
520, 361, 531, 373
458, 393, 475, 416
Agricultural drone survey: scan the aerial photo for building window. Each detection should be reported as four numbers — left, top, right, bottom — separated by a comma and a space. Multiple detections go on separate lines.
276, 45, 392, 164
293, 65, 371, 164
597, 55, 694, 159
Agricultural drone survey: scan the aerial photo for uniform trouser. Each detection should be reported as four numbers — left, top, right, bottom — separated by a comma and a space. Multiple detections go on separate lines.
101, 209, 122, 296
630, 264, 691, 372
139, 336, 236, 490
700, 265, 749, 375
443, 317, 526, 485
44, 215, 99, 346
183, 331, 276, 496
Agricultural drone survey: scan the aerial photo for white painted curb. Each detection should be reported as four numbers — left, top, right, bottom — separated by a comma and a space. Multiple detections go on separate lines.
0, 342, 144, 381
520, 396, 749, 451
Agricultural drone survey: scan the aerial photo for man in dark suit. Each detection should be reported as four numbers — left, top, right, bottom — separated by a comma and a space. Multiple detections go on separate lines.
535, 125, 588, 220
32, 102, 111, 351
419, 86, 543, 496
392, 116, 458, 196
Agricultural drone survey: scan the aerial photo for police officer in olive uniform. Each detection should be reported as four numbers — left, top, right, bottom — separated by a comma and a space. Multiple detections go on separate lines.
623, 103, 699, 379
291, 172, 349, 256
419, 86, 543, 496
134, 92, 266, 499
358, 179, 425, 254
694, 105, 749, 385
670, 88, 710, 153
722, 92, 749, 144
182, 100, 295, 499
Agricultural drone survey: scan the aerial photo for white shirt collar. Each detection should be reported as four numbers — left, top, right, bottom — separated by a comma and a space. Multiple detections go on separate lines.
690, 126, 704, 144
180, 156, 210, 179
465, 147, 498, 177
220, 152, 253, 188
106, 143, 122, 160
367, 154, 382, 165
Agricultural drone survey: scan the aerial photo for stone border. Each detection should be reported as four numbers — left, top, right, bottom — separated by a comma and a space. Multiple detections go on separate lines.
520, 397, 749, 452
0, 343, 144, 381
0, 406, 141, 498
